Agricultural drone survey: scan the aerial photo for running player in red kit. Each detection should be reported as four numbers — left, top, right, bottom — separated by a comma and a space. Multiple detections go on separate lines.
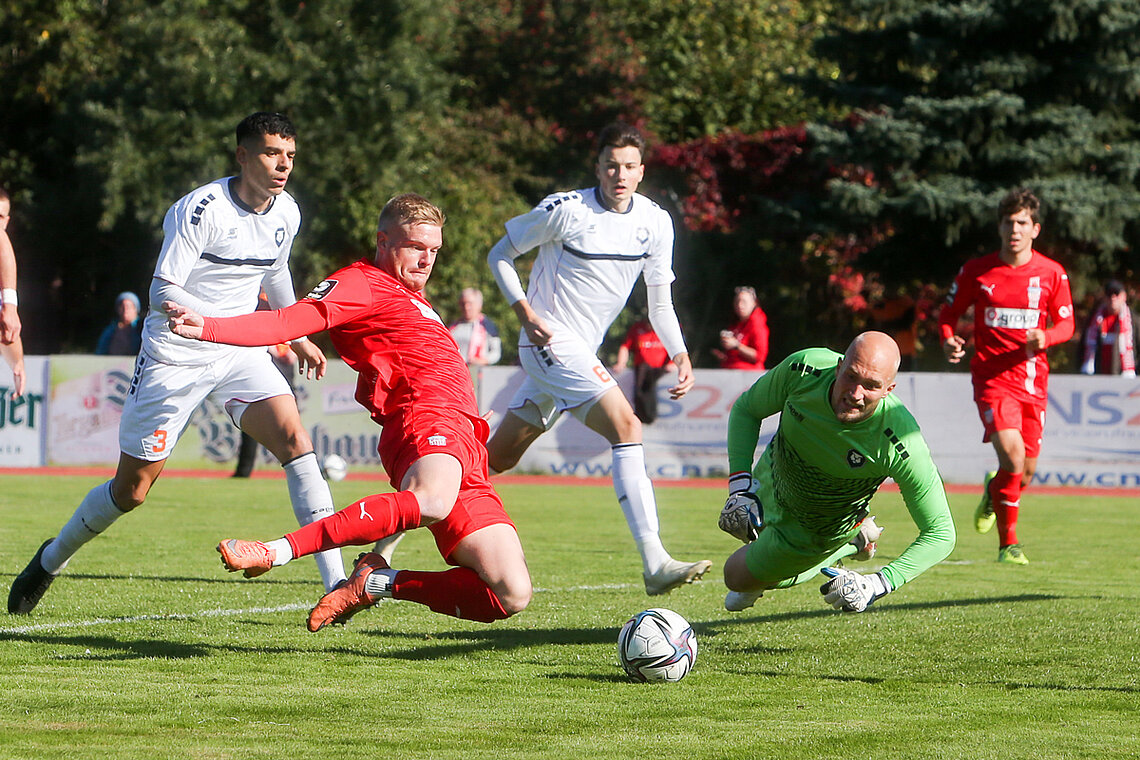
939, 188, 1074, 565
166, 193, 531, 630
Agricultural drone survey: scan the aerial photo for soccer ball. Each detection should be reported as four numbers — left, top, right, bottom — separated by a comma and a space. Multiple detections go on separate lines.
618, 608, 697, 683
321, 454, 348, 482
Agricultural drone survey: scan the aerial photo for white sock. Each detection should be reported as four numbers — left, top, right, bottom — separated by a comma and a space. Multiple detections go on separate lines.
363, 568, 398, 598
266, 538, 294, 566
611, 443, 670, 574
284, 452, 347, 590
41, 481, 126, 574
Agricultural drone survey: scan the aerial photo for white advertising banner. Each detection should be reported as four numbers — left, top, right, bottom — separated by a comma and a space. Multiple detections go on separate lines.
40, 355, 381, 471
5, 356, 1140, 488
475, 367, 1140, 488
0, 356, 48, 466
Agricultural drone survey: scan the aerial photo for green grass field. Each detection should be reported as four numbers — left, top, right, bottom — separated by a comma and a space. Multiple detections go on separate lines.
1, 473, 1137, 759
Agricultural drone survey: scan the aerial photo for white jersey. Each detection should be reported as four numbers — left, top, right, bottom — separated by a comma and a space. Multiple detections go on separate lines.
143, 177, 300, 365
504, 187, 676, 350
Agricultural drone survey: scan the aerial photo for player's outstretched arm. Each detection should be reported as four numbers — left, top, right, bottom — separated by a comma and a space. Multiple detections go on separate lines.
646, 284, 690, 397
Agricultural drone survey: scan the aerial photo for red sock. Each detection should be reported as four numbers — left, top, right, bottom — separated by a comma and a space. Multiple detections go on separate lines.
392, 567, 509, 623
285, 491, 421, 557
991, 469, 1021, 546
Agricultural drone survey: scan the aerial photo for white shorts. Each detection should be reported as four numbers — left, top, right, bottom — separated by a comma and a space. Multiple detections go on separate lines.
510, 337, 618, 430
119, 348, 293, 461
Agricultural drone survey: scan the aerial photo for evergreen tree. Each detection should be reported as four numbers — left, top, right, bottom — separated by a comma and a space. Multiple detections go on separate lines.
808, 0, 1140, 289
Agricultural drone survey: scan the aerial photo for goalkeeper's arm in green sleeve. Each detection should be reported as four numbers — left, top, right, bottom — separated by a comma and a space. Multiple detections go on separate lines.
879, 430, 956, 592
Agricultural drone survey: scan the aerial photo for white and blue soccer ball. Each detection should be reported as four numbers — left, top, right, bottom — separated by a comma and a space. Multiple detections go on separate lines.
321, 454, 348, 482
618, 608, 697, 683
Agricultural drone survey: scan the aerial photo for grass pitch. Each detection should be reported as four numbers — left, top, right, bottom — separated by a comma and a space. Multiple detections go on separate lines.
1, 473, 1137, 759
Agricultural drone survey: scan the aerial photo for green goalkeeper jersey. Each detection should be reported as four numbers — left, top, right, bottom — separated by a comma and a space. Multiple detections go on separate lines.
728, 347, 954, 590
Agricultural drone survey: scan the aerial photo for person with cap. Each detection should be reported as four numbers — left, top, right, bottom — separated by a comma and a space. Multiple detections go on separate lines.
95, 291, 144, 356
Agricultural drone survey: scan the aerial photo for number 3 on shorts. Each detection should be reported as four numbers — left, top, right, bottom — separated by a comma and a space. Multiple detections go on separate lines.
152, 429, 168, 453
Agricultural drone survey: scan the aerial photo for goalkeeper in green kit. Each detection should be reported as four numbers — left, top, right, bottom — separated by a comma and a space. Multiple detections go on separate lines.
719, 331, 955, 613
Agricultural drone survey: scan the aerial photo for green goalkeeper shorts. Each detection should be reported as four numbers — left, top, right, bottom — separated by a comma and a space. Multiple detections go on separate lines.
743, 520, 850, 586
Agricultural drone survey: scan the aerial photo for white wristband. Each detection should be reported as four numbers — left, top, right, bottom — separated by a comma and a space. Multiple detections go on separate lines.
289, 336, 308, 345
1, 288, 16, 307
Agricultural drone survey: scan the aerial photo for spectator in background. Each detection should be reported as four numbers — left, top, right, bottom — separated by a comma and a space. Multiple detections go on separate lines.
713, 286, 769, 370
1081, 279, 1135, 377
95, 291, 143, 356
615, 318, 674, 424
0, 185, 22, 344
449, 287, 501, 366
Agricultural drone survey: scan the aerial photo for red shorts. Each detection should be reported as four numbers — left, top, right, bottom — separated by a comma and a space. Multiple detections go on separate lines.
377, 409, 515, 562
974, 387, 1046, 458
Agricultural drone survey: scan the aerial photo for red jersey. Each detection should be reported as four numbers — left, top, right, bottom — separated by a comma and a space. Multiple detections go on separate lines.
201, 259, 479, 425
720, 306, 769, 370
621, 320, 670, 368
1082, 304, 1136, 375
938, 251, 1074, 398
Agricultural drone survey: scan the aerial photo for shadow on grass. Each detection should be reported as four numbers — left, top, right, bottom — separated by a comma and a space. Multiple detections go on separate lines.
0, 571, 318, 587
0, 631, 213, 660
697, 592, 1064, 630
343, 592, 1064, 662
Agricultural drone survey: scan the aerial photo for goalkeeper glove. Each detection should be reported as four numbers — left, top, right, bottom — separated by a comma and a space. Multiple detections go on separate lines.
819, 567, 892, 612
719, 471, 763, 543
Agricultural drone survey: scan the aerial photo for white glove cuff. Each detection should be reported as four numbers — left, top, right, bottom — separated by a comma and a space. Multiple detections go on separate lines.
728, 471, 752, 495
870, 572, 892, 598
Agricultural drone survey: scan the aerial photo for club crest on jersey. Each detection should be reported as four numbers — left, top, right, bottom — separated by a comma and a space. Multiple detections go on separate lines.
427, 435, 447, 447
275, 227, 286, 246
305, 279, 337, 300
847, 449, 866, 468
636, 226, 650, 245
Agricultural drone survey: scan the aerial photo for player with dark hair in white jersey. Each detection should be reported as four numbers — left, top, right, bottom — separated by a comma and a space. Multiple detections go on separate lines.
483, 122, 711, 595
9, 112, 347, 615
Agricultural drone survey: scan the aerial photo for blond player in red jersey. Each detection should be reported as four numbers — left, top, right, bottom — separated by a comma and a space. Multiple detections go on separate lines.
938, 188, 1075, 565
166, 194, 532, 631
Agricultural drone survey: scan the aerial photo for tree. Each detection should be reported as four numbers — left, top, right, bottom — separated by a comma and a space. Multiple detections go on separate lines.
615, 0, 835, 142
807, 0, 1140, 293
